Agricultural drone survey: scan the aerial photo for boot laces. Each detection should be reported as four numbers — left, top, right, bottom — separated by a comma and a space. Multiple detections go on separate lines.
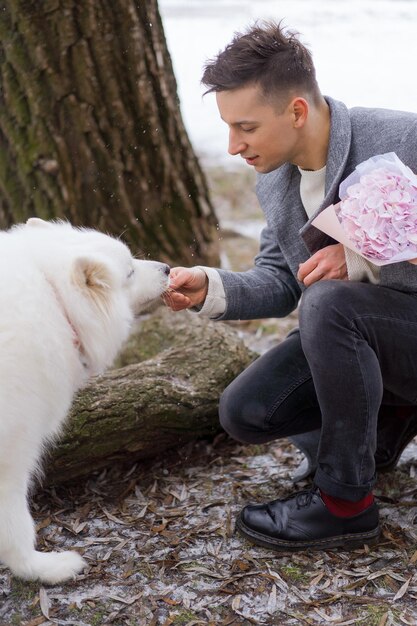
295, 487, 319, 509
265, 487, 319, 522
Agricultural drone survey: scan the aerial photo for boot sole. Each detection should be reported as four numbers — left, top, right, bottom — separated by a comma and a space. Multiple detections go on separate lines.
236, 514, 380, 551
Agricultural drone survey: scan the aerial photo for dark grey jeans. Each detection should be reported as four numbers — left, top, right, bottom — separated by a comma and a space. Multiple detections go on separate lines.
219, 280, 417, 501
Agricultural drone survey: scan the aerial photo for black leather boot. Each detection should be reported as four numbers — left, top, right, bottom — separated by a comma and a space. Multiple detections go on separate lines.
236, 487, 380, 551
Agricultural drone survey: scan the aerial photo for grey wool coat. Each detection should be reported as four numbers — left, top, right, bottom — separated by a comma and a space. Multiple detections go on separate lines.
216, 96, 417, 321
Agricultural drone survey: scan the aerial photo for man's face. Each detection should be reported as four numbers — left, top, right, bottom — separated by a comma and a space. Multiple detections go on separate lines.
216, 84, 301, 173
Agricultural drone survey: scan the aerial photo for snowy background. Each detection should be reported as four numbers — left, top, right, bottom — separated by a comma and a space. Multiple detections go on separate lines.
159, 0, 417, 166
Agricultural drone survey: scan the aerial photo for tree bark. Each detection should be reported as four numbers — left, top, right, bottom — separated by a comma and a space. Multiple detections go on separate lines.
0, 0, 219, 266
46, 309, 255, 484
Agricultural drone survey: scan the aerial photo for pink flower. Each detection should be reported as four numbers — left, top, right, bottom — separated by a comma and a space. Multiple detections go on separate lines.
336, 158, 417, 262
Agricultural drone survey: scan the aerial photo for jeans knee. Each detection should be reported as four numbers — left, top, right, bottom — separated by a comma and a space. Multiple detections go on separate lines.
300, 279, 342, 315
299, 280, 353, 338
219, 381, 266, 443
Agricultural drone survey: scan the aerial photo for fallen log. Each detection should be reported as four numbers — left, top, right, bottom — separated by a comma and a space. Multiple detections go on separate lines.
46, 308, 256, 483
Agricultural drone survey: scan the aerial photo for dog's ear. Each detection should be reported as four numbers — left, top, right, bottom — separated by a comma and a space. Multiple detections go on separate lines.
26, 217, 52, 228
72, 257, 113, 294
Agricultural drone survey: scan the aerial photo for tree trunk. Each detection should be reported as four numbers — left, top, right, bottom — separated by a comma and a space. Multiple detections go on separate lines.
0, 0, 219, 266
46, 309, 256, 484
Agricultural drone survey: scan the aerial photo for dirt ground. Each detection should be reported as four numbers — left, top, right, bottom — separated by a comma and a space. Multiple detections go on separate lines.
1, 166, 417, 626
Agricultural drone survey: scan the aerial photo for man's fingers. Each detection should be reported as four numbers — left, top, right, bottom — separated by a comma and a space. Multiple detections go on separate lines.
162, 290, 191, 311
167, 266, 208, 310
302, 268, 324, 287
297, 258, 317, 282
298, 245, 347, 285
169, 267, 192, 289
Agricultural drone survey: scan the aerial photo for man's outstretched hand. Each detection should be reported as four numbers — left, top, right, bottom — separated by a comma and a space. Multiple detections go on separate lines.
164, 266, 209, 311
166, 245, 347, 311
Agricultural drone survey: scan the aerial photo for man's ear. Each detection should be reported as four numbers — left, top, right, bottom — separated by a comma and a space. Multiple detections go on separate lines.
71, 257, 113, 295
26, 217, 52, 228
291, 97, 309, 128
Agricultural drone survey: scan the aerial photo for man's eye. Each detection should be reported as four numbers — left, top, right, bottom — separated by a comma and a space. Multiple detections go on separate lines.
127, 268, 135, 279
242, 127, 256, 133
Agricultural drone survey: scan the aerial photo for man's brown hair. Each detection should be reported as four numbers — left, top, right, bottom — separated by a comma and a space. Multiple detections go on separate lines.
202, 21, 321, 105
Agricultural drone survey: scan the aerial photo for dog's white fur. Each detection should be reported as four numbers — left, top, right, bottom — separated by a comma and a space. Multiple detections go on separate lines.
0, 219, 169, 584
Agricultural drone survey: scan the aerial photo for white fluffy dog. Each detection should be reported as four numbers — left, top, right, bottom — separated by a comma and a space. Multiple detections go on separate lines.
0, 218, 170, 584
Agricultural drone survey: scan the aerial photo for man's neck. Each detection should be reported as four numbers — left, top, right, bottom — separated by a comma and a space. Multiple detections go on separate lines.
296, 98, 331, 171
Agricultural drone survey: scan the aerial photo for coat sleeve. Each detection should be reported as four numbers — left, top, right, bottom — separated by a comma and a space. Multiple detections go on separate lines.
214, 222, 302, 321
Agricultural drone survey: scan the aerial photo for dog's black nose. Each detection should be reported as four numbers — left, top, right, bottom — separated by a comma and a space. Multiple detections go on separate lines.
163, 264, 170, 275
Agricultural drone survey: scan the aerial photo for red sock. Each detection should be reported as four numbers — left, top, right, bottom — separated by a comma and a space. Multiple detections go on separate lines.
320, 490, 374, 517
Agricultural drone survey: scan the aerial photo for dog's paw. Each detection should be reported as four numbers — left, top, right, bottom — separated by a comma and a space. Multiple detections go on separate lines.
21, 550, 86, 584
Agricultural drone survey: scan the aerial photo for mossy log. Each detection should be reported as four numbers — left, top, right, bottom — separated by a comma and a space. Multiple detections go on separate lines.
46, 309, 256, 484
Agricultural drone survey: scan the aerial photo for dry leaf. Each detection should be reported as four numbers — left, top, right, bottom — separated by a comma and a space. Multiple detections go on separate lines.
136, 504, 148, 518
393, 577, 411, 601
22, 617, 49, 626
39, 587, 50, 620
107, 593, 142, 605
399, 611, 417, 625
266, 584, 277, 615
231, 594, 241, 611
231, 559, 250, 572
310, 571, 325, 586
36, 517, 52, 531
313, 607, 339, 622
151, 519, 169, 533
161, 596, 181, 606
102, 508, 129, 525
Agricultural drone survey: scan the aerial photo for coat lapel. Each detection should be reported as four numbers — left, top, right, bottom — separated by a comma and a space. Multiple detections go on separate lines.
300, 97, 352, 254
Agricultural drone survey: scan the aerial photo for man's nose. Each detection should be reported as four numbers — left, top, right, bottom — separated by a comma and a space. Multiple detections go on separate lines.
228, 130, 247, 156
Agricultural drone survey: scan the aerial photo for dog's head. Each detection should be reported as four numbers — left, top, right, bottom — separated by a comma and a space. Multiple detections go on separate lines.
24, 219, 170, 373
69, 246, 171, 316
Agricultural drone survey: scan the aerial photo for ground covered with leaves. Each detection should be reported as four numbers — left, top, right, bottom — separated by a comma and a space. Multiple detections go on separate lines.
1, 436, 417, 625
2, 167, 417, 625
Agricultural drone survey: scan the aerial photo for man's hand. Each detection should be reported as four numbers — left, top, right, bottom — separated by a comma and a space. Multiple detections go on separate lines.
297, 243, 347, 287
163, 266, 209, 311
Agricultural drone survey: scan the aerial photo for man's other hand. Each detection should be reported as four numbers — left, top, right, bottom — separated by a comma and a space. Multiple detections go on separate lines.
297, 243, 347, 287
164, 266, 209, 311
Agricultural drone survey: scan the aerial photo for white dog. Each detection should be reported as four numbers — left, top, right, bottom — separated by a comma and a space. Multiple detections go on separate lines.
0, 218, 170, 584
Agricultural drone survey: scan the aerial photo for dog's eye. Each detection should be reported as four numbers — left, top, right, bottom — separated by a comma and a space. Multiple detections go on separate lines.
127, 268, 135, 279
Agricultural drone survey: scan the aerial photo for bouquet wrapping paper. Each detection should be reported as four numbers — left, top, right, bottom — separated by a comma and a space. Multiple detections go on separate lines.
312, 153, 417, 266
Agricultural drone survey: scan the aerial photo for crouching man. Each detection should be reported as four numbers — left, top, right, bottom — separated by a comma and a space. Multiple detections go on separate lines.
166, 21, 417, 551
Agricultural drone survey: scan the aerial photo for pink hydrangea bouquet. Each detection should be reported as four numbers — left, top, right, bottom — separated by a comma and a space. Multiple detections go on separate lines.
312, 153, 417, 265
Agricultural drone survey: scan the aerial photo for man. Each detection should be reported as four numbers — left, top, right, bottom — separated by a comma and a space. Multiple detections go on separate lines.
166, 21, 417, 551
